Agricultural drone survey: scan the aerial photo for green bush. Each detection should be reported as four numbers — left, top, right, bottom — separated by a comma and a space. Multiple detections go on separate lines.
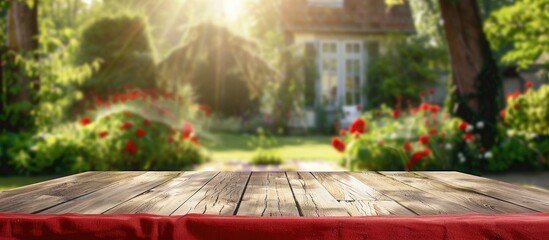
9, 88, 208, 174
504, 85, 549, 135
333, 100, 493, 172
365, 36, 447, 108
77, 14, 156, 95
248, 127, 282, 165
250, 149, 282, 165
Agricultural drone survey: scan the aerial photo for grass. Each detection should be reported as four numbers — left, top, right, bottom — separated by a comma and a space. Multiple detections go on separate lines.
0, 175, 60, 192
203, 133, 341, 162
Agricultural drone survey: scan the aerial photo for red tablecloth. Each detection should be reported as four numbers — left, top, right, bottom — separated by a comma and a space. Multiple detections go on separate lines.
1, 213, 548, 240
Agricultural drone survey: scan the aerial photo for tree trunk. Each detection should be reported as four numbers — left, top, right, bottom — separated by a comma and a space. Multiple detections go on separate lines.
5, 0, 39, 131
438, 0, 501, 151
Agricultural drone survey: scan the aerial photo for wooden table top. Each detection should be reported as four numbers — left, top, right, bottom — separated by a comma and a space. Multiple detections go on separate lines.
1, 171, 548, 216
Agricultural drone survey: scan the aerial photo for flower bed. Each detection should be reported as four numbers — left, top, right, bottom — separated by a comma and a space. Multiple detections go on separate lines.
332, 83, 549, 172
8, 88, 208, 174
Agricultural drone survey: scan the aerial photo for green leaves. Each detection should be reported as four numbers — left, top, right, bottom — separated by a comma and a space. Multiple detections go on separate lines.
485, 0, 549, 68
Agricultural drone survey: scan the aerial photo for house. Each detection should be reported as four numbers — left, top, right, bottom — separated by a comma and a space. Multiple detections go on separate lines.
281, 0, 415, 129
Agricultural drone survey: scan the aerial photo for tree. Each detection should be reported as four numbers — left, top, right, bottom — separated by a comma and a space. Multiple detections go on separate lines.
76, 14, 156, 95
2, 0, 39, 131
485, 0, 549, 69
157, 23, 274, 116
391, 0, 502, 151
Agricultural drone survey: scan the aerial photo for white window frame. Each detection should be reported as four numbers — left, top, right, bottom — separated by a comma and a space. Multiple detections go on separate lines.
318, 39, 365, 108
307, 0, 344, 8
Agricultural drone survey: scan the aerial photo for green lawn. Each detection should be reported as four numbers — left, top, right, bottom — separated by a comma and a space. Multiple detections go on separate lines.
203, 133, 341, 162
0, 175, 60, 192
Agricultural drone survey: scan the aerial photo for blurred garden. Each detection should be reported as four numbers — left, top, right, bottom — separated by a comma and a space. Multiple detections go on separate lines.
0, 0, 548, 190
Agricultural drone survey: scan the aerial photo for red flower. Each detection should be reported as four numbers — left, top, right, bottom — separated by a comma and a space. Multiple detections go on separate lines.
191, 136, 199, 145
392, 110, 401, 118
124, 140, 138, 155
406, 148, 431, 171
525, 80, 533, 89
182, 122, 194, 139
349, 118, 366, 135
123, 111, 133, 118
430, 105, 440, 114
500, 109, 506, 119
168, 136, 175, 143
463, 133, 475, 141
80, 117, 92, 126
513, 104, 519, 110
143, 119, 152, 126
135, 128, 147, 138
403, 141, 412, 152
480, 147, 486, 154
120, 122, 133, 130
418, 135, 430, 145
98, 131, 108, 138
429, 89, 435, 95
411, 108, 419, 115
199, 105, 212, 117
332, 137, 346, 152
339, 129, 347, 136
458, 122, 468, 131
420, 103, 430, 111
429, 129, 438, 136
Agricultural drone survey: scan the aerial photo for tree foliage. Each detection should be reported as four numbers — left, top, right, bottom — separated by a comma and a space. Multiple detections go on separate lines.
158, 23, 274, 117
485, 0, 549, 69
76, 14, 157, 95
366, 36, 448, 108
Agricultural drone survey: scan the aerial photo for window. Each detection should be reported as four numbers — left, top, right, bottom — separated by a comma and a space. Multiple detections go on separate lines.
307, 0, 344, 8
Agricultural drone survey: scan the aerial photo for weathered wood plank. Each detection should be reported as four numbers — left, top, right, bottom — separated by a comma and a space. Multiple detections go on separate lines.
39, 172, 178, 214
105, 171, 219, 215
171, 172, 251, 215
0, 172, 143, 213
312, 172, 389, 201
340, 200, 416, 216
350, 172, 474, 215
286, 172, 349, 216
419, 171, 549, 212
380, 171, 537, 214
0, 171, 99, 199
237, 172, 299, 216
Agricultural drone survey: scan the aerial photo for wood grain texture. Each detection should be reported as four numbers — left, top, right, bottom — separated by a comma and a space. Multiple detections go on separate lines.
380, 171, 536, 214
340, 200, 416, 216
39, 172, 178, 214
171, 172, 251, 215
312, 172, 389, 201
350, 172, 474, 215
286, 172, 349, 216
0, 172, 142, 213
237, 172, 299, 216
0, 172, 99, 199
106, 171, 219, 215
419, 171, 549, 212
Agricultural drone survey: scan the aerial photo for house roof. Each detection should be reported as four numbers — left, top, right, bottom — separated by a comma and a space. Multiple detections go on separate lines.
281, 0, 415, 34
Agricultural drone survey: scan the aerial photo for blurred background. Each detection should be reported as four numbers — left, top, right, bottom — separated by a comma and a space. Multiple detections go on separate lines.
0, 0, 548, 190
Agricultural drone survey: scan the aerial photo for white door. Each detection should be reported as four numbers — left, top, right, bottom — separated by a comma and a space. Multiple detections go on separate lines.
318, 40, 364, 108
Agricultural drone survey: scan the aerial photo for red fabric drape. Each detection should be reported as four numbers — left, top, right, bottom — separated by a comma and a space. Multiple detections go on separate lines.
1, 213, 548, 240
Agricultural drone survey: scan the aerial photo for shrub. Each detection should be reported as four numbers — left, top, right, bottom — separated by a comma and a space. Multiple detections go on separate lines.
77, 14, 156, 95
365, 36, 447, 109
9, 87, 208, 174
503, 84, 549, 135
248, 127, 282, 165
331, 91, 492, 172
